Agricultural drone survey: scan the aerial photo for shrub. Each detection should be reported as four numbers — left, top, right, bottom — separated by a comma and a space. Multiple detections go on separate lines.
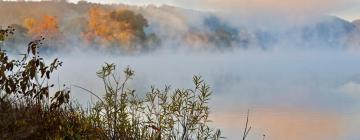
0, 28, 222, 140
84, 63, 223, 139
0, 29, 105, 139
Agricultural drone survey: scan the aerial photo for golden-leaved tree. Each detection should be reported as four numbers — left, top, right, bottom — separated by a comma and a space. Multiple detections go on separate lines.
23, 15, 63, 40
83, 7, 149, 50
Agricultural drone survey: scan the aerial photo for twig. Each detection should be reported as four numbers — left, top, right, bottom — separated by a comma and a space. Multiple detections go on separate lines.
72, 84, 104, 104
263, 134, 266, 140
242, 109, 251, 140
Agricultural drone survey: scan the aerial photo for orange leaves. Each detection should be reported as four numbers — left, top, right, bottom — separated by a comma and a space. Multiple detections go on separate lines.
23, 15, 62, 40
24, 18, 37, 30
83, 7, 148, 48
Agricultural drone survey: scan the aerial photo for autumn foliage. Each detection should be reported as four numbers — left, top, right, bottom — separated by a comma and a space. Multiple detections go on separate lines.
23, 15, 62, 40
83, 7, 149, 49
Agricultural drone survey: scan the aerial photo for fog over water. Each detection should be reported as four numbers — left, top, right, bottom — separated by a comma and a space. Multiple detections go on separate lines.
3, 1, 360, 139
43, 47, 360, 140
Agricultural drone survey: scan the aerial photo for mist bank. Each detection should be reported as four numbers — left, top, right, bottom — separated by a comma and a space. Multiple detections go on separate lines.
2, 1, 360, 140
40, 47, 360, 140
1, 1, 360, 52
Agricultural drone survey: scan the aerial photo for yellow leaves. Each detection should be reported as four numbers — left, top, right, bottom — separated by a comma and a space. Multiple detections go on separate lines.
24, 18, 37, 30
23, 15, 61, 40
41, 15, 58, 31
83, 7, 148, 49
117, 31, 133, 45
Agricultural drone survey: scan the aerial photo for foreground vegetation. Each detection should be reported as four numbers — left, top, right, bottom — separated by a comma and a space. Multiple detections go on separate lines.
0, 27, 223, 139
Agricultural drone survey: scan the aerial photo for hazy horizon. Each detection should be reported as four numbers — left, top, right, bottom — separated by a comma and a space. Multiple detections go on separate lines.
2, 0, 360, 140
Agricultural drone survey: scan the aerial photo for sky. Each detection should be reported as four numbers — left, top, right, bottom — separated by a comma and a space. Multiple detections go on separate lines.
9, 0, 360, 21
65, 0, 360, 21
